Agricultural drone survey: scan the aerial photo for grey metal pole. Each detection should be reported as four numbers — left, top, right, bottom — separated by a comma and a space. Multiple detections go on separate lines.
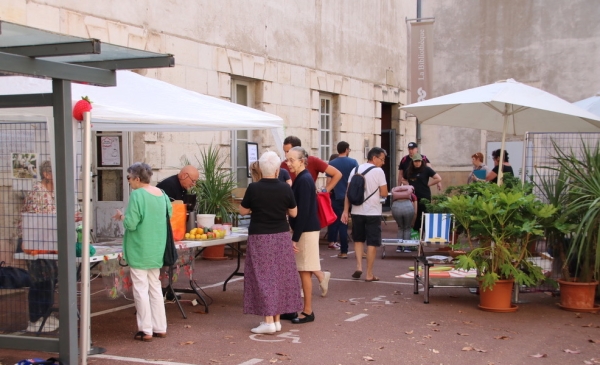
80, 111, 92, 365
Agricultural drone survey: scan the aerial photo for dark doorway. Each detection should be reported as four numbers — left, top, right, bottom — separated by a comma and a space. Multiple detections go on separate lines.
380, 103, 396, 209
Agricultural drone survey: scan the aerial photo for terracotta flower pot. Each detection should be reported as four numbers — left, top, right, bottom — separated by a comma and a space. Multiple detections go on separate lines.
558, 279, 599, 312
201, 245, 227, 261
478, 279, 518, 312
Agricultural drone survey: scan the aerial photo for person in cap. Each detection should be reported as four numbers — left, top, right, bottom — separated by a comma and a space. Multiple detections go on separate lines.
402, 153, 442, 231
397, 142, 442, 191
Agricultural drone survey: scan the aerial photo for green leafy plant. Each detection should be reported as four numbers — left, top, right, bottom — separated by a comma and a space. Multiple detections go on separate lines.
549, 139, 600, 282
441, 180, 557, 290
193, 144, 237, 223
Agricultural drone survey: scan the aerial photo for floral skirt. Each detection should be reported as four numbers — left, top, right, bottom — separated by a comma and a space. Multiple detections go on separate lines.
243, 231, 303, 316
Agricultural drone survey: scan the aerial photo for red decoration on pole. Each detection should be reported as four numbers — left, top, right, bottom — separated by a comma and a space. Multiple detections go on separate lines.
73, 96, 93, 121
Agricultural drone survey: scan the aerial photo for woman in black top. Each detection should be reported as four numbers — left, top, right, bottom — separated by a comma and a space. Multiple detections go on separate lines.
240, 151, 301, 335
402, 153, 442, 230
286, 146, 330, 324
485, 149, 514, 184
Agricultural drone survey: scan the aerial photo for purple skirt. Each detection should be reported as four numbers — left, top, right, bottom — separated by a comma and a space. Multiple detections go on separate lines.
243, 231, 303, 316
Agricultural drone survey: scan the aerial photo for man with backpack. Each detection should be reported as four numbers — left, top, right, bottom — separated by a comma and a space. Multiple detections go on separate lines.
341, 147, 388, 282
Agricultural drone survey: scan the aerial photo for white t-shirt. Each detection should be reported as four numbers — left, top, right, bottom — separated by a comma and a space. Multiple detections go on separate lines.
347, 162, 387, 216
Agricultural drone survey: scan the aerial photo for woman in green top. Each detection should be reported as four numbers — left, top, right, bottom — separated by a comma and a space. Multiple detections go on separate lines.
114, 162, 171, 342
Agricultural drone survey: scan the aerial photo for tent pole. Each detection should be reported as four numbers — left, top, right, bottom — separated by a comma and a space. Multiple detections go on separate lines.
498, 105, 509, 186
80, 112, 92, 365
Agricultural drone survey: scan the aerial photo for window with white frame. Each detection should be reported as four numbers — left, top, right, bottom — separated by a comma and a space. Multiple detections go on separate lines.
231, 80, 254, 187
320, 95, 332, 160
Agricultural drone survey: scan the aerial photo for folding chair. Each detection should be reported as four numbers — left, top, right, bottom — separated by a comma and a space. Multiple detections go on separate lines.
413, 213, 463, 303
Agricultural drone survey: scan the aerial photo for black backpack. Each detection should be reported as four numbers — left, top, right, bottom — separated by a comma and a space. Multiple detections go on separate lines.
346, 166, 377, 205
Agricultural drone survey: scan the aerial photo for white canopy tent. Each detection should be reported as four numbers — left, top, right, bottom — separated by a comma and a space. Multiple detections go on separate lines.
0, 70, 283, 362
0, 70, 284, 139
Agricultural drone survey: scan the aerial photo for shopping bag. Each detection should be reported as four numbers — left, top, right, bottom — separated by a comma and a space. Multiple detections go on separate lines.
170, 202, 187, 241
316, 192, 337, 229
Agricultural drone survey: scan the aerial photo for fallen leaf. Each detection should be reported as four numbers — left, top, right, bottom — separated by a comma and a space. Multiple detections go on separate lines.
209, 360, 221, 364
494, 335, 511, 340
589, 339, 600, 343
180, 341, 194, 345
345, 312, 352, 314
529, 353, 547, 358
583, 323, 595, 327
193, 310, 207, 314
422, 335, 432, 339
405, 330, 414, 335
457, 333, 469, 336
224, 335, 233, 339
564, 349, 581, 354
184, 325, 191, 328
269, 359, 278, 363
463, 321, 473, 325
363, 356, 375, 361
462, 346, 473, 351
426, 321, 440, 326
432, 349, 439, 353
432, 328, 440, 332
339, 299, 348, 302
474, 348, 488, 353
417, 341, 425, 345
575, 313, 582, 318
275, 352, 288, 356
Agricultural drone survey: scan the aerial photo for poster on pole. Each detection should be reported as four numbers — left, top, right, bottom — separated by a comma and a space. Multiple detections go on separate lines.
409, 21, 434, 104
246, 142, 258, 178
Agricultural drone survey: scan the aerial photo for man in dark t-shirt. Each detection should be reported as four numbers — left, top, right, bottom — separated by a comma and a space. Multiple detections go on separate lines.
156, 165, 199, 202
156, 165, 199, 301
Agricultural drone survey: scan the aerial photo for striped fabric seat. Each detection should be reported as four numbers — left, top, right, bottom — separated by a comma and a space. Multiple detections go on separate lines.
421, 213, 454, 245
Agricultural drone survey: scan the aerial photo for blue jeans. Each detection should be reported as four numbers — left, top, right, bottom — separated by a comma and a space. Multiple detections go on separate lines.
327, 199, 349, 253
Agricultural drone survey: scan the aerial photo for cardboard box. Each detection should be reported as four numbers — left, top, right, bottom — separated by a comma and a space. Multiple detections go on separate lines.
22, 212, 58, 252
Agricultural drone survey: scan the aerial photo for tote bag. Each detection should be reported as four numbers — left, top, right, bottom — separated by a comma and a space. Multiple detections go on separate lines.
316, 192, 337, 229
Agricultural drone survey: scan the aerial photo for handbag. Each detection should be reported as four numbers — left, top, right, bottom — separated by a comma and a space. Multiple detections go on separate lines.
0, 260, 31, 289
163, 197, 179, 267
316, 191, 337, 229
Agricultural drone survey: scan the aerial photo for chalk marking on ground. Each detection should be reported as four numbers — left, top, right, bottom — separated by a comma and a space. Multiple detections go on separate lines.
345, 313, 369, 322
90, 354, 198, 365
238, 359, 264, 365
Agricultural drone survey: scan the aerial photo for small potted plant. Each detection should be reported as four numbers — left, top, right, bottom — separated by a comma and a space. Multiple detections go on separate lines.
441, 177, 557, 312
193, 144, 237, 260
548, 139, 600, 311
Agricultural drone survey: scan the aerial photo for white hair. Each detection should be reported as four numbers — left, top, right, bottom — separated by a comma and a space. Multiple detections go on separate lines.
258, 151, 281, 177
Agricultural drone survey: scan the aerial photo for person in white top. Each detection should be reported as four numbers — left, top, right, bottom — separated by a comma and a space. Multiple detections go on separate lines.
341, 147, 388, 282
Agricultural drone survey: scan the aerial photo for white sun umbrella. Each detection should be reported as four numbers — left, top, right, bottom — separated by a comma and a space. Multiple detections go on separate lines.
574, 92, 600, 117
401, 79, 600, 184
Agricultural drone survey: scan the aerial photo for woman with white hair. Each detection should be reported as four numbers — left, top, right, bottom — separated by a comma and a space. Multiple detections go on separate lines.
240, 151, 301, 334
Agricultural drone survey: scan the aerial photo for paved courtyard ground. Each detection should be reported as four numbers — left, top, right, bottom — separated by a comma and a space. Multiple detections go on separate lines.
2, 222, 599, 365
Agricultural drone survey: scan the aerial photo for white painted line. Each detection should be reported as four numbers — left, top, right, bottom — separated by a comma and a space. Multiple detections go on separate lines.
238, 359, 263, 365
90, 354, 198, 365
91, 303, 135, 317
330, 278, 413, 285
200, 276, 244, 289
345, 313, 369, 322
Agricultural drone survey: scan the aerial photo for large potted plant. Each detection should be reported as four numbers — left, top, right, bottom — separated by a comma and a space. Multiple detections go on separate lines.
440, 178, 557, 312
549, 139, 600, 311
192, 144, 237, 260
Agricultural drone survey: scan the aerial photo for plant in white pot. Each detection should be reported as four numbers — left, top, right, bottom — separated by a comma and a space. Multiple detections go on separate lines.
192, 144, 237, 259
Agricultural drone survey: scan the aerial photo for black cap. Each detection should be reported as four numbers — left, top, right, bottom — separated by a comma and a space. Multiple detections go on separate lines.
408, 142, 418, 148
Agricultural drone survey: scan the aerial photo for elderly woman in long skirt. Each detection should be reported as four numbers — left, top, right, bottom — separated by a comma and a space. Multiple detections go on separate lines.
240, 151, 302, 334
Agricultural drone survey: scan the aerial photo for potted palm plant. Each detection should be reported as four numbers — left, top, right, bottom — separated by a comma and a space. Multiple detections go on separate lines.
440, 177, 557, 312
192, 144, 237, 260
549, 139, 600, 311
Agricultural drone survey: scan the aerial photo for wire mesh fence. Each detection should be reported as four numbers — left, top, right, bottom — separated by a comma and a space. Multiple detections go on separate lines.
522, 132, 600, 292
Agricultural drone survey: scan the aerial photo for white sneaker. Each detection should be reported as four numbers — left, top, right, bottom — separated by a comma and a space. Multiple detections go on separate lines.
27, 316, 59, 333
328, 242, 340, 250
251, 322, 276, 334
320, 271, 331, 297
275, 321, 281, 332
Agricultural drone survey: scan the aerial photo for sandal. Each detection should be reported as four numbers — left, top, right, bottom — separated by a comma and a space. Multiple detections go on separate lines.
351, 270, 362, 279
134, 331, 153, 342
337, 253, 348, 259
153, 332, 167, 338
365, 276, 380, 282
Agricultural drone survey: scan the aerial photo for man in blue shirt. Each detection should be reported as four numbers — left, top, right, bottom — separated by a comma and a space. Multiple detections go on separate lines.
327, 141, 359, 258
